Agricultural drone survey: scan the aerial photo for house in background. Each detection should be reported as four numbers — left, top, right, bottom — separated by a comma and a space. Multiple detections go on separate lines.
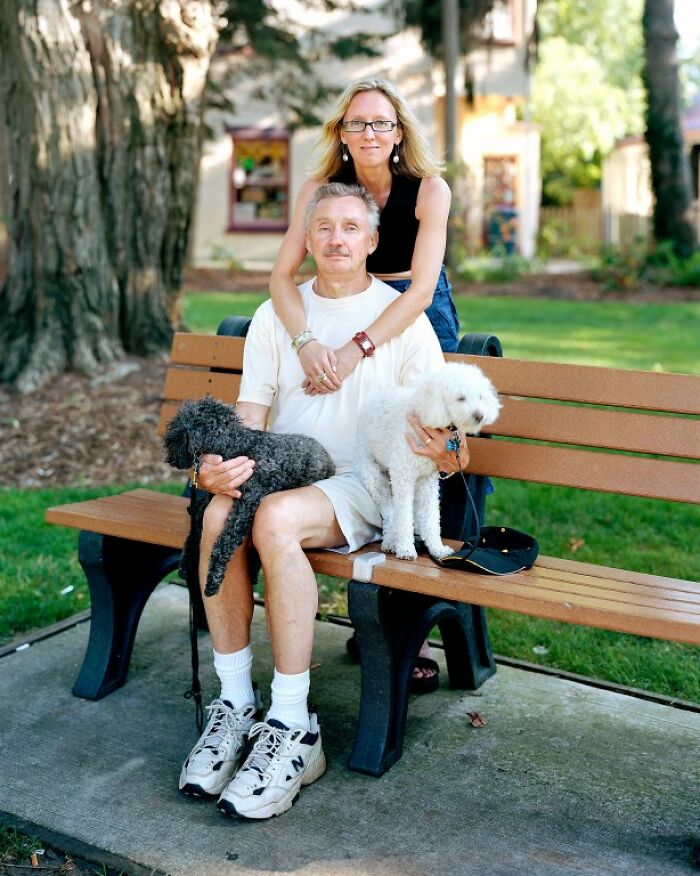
602, 94, 700, 245
191, 0, 540, 268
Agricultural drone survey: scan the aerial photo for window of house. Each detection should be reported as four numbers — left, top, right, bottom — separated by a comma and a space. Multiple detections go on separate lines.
229, 128, 289, 231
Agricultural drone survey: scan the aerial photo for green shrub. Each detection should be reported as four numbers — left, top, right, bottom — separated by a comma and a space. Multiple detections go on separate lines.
591, 237, 649, 288
537, 216, 591, 259
454, 251, 540, 284
592, 238, 700, 289
208, 242, 244, 271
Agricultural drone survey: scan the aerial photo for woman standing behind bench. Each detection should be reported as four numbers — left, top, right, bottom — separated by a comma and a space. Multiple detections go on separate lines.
270, 76, 459, 390
269, 77, 459, 690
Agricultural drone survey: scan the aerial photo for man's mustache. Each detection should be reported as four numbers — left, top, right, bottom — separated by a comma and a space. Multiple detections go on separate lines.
323, 246, 351, 256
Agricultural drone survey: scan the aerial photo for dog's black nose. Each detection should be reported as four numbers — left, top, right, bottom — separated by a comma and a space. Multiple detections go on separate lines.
473, 411, 484, 423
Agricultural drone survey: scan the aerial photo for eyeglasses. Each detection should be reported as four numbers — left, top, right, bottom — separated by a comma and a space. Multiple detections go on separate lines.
341, 120, 397, 133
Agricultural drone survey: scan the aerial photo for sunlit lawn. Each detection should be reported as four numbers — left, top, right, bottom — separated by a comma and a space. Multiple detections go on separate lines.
184, 291, 700, 373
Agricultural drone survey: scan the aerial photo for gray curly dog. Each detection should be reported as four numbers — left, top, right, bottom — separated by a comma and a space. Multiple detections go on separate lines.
164, 396, 336, 597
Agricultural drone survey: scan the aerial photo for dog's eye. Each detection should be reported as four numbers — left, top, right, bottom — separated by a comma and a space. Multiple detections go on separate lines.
457, 396, 466, 402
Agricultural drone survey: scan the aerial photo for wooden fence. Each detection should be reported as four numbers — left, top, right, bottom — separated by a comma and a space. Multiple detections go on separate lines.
539, 206, 604, 254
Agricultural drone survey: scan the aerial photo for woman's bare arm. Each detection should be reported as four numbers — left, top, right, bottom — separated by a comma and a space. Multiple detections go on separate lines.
363, 176, 451, 346
326, 176, 451, 387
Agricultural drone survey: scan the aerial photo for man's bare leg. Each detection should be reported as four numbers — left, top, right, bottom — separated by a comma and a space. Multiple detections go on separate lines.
216, 485, 340, 819
251, 485, 345, 673
199, 494, 254, 653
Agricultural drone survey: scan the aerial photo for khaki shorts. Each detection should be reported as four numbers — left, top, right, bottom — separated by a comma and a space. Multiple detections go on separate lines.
313, 472, 382, 553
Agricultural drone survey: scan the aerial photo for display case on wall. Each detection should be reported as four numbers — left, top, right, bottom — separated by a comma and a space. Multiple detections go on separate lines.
483, 155, 519, 253
229, 128, 289, 231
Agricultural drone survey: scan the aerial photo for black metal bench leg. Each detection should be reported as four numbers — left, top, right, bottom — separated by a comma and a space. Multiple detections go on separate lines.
440, 604, 496, 690
346, 581, 403, 776
347, 580, 496, 777
73, 531, 181, 699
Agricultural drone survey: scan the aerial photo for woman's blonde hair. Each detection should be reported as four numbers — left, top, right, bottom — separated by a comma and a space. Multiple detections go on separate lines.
312, 77, 445, 180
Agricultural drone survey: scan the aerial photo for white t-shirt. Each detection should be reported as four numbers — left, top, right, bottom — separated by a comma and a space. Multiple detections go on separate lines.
238, 276, 444, 474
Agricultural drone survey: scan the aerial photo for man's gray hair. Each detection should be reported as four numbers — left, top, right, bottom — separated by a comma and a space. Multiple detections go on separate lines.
304, 182, 380, 235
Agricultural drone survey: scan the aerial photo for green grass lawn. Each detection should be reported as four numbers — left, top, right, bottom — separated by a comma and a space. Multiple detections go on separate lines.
185, 291, 700, 372
4, 290, 699, 703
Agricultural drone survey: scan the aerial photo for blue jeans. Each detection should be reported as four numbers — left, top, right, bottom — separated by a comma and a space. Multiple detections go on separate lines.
384, 265, 459, 353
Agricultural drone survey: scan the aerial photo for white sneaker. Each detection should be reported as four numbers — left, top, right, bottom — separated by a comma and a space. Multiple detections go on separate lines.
179, 694, 261, 798
217, 715, 326, 820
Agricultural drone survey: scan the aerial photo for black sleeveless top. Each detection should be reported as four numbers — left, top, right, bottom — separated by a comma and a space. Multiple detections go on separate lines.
330, 164, 421, 273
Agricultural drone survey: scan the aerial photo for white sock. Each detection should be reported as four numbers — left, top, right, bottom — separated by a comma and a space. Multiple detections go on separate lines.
213, 645, 255, 710
266, 668, 310, 731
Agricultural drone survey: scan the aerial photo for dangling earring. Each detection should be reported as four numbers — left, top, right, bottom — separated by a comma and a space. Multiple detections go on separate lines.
392, 144, 400, 164
342, 144, 349, 163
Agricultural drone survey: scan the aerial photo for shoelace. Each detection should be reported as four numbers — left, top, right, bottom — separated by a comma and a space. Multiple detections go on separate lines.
196, 699, 246, 756
240, 722, 288, 779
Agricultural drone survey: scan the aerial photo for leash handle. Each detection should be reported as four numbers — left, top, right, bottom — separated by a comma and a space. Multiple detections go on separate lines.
183, 484, 205, 735
447, 428, 481, 560
184, 596, 204, 734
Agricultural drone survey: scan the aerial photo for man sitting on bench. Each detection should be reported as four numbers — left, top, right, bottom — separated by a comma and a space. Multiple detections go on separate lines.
180, 182, 470, 820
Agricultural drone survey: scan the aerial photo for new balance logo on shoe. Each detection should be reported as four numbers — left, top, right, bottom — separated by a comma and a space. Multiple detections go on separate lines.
217, 714, 326, 820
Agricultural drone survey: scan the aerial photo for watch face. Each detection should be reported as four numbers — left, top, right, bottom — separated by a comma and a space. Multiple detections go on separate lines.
353, 332, 374, 356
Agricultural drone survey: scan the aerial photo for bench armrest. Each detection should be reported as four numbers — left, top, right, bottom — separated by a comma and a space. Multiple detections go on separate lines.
217, 316, 252, 338
457, 333, 503, 357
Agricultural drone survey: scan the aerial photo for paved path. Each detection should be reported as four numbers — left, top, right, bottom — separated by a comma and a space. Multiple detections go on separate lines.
1, 585, 698, 875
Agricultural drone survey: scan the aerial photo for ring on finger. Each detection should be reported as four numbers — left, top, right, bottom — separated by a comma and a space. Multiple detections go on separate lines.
318, 371, 328, 382
424, 436, 433, 445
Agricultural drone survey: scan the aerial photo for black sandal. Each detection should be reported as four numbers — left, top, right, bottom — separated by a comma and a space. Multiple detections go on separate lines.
345, 635, 440, 695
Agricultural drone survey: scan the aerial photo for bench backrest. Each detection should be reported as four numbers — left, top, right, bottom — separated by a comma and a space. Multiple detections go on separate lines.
160, 332, 700, 506
449, 354, 700, 505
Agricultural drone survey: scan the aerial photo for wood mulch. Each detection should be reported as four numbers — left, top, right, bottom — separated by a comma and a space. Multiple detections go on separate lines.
183, 265, 700, 303
0, 357, 179, 490
1, 267, 697, 492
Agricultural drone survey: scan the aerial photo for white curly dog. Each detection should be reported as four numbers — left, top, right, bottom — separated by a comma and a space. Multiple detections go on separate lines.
357, 363, 500, 561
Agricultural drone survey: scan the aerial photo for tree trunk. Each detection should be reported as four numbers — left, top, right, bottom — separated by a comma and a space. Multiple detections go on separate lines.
0, 0, 218, 392
642, 0, 697, 257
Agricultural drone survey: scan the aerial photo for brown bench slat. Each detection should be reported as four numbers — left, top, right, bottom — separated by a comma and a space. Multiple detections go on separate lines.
494, 398, 700, 459
171, 333, 245, 370
466, 438, 700, 503
306, 547, 700, 645
163, 368, 242, 404
535, 554, 700, 594
157, 384, 700, 459
44, 491, 700, 645
45, 490, 189, 549
317, 548, 700, 616
305, 543, 699, 599
456, 355, 700, 414
533, 561, 700, 603
370, 565, 700, 644
521, 567, 700, 613
44, 488, 700, 600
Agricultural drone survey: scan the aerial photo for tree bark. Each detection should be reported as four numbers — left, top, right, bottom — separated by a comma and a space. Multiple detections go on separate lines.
642, 0, 697, 257
0, 0, 218, 392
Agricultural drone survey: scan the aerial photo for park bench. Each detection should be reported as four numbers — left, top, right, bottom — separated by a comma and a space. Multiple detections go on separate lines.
46, 318, 700, 777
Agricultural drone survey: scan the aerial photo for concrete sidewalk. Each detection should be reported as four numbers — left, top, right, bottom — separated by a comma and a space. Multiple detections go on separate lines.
0, 584, 698, 876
